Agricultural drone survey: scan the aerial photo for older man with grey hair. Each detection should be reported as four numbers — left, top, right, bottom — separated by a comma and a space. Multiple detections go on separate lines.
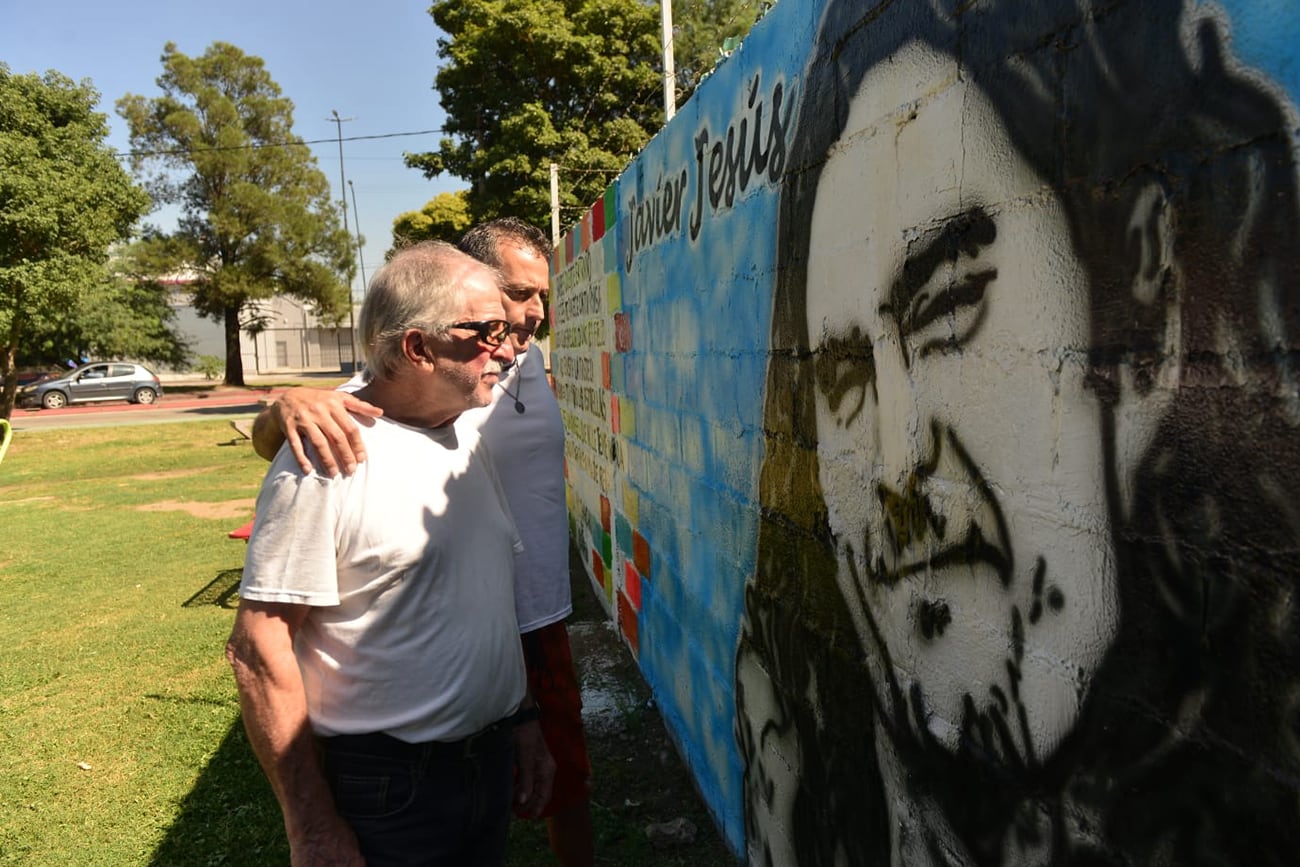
226, 241, 550, 867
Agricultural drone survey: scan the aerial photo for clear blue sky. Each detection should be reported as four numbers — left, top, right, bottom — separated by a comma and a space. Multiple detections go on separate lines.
0, 0, 461, 298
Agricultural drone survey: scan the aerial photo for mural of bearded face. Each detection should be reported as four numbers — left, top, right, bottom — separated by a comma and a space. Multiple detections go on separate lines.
739, 0, 1300, 862
804, 44, 1133, 771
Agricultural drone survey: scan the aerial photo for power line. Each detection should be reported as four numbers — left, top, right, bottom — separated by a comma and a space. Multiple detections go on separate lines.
116, 128, 445, 160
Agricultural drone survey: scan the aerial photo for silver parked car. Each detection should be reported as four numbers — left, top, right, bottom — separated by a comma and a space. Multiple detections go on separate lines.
17, 363, 164, 409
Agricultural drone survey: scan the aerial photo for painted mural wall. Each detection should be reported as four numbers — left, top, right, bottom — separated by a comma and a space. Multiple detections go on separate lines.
550, 0, 1300, 862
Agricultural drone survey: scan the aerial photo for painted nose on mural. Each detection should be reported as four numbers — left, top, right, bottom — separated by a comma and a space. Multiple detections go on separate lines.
870, 422, 1013, 587
874, 338, 933, 480
871, 416, 941, 579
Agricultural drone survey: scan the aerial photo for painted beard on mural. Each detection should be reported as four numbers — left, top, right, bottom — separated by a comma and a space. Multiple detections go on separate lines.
736, 0, 1300, 865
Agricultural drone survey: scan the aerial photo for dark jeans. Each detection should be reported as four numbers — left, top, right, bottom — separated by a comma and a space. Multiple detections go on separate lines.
320, 721, 515, 867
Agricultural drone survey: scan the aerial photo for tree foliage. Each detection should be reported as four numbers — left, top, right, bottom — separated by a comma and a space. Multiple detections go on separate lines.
16, 245, 193, 374
0, 64, 153, 419
96, 238, 197, 366
405, 0, 761, 232
670, 0, 764, 95
118, 42, 354, 385
407, 0, 664, 230
392, 190, 474, 251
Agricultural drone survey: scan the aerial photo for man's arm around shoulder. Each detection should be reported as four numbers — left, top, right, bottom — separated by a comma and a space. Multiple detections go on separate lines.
251, 387, 384, 477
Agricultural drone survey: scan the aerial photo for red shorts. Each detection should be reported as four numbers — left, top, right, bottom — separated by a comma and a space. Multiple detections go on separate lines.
522, 620, 591, 817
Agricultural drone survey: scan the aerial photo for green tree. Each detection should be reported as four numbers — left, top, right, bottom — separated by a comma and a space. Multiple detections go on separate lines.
118, 42, 354, 386
17, 251, 193, 374
0, 65, 152, 419
392, 190, 473, 250
94, 238, 196, 367
406, 0, 665, 230
406, 0, 761, 231
670, 0, 763, 94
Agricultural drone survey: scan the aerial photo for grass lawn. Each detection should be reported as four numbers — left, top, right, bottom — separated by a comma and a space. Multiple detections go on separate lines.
0, 421, 283, 865
0, 420, 735, 865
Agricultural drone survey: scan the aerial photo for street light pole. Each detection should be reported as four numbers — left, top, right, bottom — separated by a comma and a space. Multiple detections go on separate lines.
348, 179, 367, 293
329, 109, 358, 371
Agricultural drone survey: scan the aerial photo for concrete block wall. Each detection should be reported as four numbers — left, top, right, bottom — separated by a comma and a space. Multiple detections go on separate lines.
550, 0, 1300, 862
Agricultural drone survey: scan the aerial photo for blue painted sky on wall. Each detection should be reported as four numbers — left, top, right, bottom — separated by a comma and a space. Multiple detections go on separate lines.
1212, 0, 1300, 101
607, 3, 819, 846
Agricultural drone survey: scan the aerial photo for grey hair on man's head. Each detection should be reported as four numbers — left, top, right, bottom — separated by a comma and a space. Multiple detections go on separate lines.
359, 240, 477, 381
458, 217, 551, 269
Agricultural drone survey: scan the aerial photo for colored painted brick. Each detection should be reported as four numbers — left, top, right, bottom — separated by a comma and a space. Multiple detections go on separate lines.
624, 560, 641, 609
617, 590, 639, 657
633, 530, 652, 578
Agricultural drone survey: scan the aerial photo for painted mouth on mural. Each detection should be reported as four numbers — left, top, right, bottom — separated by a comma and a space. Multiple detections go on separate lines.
865, 426, 1014, 587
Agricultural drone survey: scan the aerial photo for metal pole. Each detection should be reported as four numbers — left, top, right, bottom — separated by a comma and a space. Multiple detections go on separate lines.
347, 181, 368, 377
661, 0, 676, 121
329, 110, 358, 371
329, 110, 353, 237
347, 180, 368, 292
550, 162, 561, 246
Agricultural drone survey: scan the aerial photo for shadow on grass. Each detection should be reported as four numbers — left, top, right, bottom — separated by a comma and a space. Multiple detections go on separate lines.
183, 569, 242, 610
147, 722, 288, 865
181, 404, 268, 416
153, 567, 286, 864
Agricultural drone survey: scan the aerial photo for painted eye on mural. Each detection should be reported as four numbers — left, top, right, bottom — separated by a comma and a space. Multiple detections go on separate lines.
814, 326, 876, 428
889, 207, 999, 361
905, 267, 995, 359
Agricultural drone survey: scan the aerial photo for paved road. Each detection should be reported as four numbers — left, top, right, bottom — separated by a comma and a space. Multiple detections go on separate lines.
8, 390, 276, 432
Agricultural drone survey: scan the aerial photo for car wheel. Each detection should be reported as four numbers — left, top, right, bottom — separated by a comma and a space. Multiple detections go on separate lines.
42, 391, 68, 409
132, 387, 158, 405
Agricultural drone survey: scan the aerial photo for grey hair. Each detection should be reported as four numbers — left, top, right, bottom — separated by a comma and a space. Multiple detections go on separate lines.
359, 240, 475, 381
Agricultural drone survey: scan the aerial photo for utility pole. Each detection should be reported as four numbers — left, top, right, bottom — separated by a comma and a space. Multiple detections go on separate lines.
329, 110, 358, 370
661, 0, 676, 120
329, 110, 354, 238
550, 162, 561, 246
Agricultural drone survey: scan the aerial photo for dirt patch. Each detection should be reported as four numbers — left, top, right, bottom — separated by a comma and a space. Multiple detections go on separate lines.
137, 499, 255, 520
131, 468, 209, 481
0, 496, 55, 506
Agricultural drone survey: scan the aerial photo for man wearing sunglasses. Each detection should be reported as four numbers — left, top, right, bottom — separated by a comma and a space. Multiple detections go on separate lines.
250, 219, 595, 866
227, 241, 549, 866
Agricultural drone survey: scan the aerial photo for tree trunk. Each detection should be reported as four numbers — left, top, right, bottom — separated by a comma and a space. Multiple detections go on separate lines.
223, 305, 245, 386
0, 344, 17, 421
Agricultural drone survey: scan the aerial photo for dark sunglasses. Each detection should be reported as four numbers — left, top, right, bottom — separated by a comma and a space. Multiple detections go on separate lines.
447, 319, 510, 347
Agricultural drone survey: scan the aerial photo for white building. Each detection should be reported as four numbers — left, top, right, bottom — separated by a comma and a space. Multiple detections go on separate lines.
163, 272, 361, 378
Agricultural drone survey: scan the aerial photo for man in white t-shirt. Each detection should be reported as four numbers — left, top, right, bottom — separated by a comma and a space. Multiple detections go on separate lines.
227, 241, 553, 867
251, 219, 595, 866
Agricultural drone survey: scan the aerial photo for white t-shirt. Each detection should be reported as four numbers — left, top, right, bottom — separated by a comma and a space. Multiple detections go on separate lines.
240, 416, 526, 743
459, 347, 572, 632
344, 346, 571, 633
